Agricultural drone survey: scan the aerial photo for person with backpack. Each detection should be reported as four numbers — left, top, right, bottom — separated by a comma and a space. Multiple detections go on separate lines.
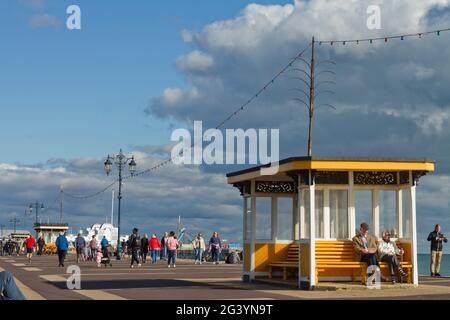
209, 232, 222, 265
192, 233, 206, 265
129, 228, 141, 268
149, 234, 161, 264
140, 234, 149, 263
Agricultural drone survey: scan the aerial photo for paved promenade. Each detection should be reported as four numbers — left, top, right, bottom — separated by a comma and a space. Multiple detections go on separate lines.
1, 254, 450, 300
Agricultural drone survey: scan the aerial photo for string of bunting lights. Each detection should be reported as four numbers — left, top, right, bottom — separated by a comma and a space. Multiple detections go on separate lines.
316, 27, 450, 45
60, 26, 450, 199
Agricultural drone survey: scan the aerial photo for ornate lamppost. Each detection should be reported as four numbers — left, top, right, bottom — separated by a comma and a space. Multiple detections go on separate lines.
104, 149, 136, 260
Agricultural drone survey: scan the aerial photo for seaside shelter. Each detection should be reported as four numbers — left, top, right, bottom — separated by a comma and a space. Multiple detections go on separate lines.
227, 157, 435, 289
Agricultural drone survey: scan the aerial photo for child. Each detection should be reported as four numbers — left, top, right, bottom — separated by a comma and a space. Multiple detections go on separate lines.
96, 248, 103, 268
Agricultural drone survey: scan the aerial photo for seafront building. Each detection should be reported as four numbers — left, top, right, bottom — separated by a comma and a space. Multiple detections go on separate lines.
227, 156, 434, 289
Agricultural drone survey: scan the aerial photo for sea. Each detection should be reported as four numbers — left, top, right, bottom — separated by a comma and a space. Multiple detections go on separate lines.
418, 253, 450, 276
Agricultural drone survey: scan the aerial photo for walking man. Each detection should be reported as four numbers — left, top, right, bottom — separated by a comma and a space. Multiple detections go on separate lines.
24, 235, 36, 263
141, 234, 149, 263
37, 235, 45, 256
129, 228, 141, 268
75, 233, 86, 263
55, 232, 69, 267
89, 235, 97, 261
160, 232, 169, 261
428, 224, 447, 277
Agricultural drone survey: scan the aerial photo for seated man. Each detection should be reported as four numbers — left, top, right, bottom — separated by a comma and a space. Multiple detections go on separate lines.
352, 222, 379, 274
0, 271, 26, 300
378, 231, 408, 284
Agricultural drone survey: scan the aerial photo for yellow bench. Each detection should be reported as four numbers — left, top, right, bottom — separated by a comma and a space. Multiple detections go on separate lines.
267, 241, 413, 284
315, 240, 413, 284
268, 244, 299, 280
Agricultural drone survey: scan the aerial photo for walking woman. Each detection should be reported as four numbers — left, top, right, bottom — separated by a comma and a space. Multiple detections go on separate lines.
141, 234, 149, 263
55, 232, 69, 267
209, 232, 222, 265
160, 232, 169, 261
167, 231, 179, 268
192, 233, 206, 264
149, 234, 161, 264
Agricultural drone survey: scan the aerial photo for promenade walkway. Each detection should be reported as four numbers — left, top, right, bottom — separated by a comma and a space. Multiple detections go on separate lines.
1, 255, 450, 300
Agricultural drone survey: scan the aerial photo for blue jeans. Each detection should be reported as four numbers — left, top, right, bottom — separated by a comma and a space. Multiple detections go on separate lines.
0, 271, 26, 300
151, 250, 159, 263
168, 250, 177, 265
160, 246, 167, 260
211, 248, 220, 263
195, 248, 204, 262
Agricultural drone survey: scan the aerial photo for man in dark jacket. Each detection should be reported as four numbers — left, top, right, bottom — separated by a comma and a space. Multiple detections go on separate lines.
129, 228, 141, 268
37, 236, 45, 255
55, 232, 69, 267
427, 224, 447, 277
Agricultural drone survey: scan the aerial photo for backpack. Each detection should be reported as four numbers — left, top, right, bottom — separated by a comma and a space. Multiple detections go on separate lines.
226, 252, 240, 264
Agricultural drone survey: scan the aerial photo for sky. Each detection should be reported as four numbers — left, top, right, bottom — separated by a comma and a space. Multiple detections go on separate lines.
0, 0, 449, 252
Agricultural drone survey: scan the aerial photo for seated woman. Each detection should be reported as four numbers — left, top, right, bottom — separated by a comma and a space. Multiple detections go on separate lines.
377, 231, 408, 284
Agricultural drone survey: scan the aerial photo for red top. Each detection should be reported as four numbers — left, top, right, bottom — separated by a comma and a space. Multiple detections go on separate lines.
25, 237, 36, 249
149, 237, 161, 250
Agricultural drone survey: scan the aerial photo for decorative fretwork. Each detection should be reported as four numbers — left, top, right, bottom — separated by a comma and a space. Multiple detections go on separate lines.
399, 171, 409, 184
315, 171, 349, 184
287, 170, 315, 186
232, 182, 250, 196
412, 171, 427, 186
354, 171, 397, 185
255, 181, 296, 193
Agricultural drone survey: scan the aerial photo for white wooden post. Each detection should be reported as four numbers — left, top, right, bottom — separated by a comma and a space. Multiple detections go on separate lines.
250, 180, 256, 281
396, 189, 403, 239
272, 196, 277, 241
372, 190, 379, 237
323, 189, 330, 239
297, 175, 302, 289
409, 171, 419, 285
309, 171, 316, 289
349, 171, 356, 239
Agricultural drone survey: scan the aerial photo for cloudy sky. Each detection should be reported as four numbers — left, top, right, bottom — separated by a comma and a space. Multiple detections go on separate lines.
0, 0, 449, 252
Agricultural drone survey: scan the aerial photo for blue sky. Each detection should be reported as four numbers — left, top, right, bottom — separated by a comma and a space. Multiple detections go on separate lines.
0, 0, 291, 164
0, 0, 450, 252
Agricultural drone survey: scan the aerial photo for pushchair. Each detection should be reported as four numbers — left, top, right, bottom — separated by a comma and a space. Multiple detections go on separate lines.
101, 245, 113, 267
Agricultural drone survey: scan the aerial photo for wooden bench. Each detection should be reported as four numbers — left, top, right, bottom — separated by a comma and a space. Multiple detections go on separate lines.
315, 240, 413, 284
268, 244, 299, 280
267, 241, 413, 284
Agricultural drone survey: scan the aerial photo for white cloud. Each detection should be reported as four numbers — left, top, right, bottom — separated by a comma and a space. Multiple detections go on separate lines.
176, 51, 214, 72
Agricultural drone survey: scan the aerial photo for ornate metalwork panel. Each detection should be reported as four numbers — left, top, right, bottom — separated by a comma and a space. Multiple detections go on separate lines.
255, 181, 296, 193
232, 182, 250, 196
399, 171, 409, 184
315, 171, 349, 184
354, 171, 397, 185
